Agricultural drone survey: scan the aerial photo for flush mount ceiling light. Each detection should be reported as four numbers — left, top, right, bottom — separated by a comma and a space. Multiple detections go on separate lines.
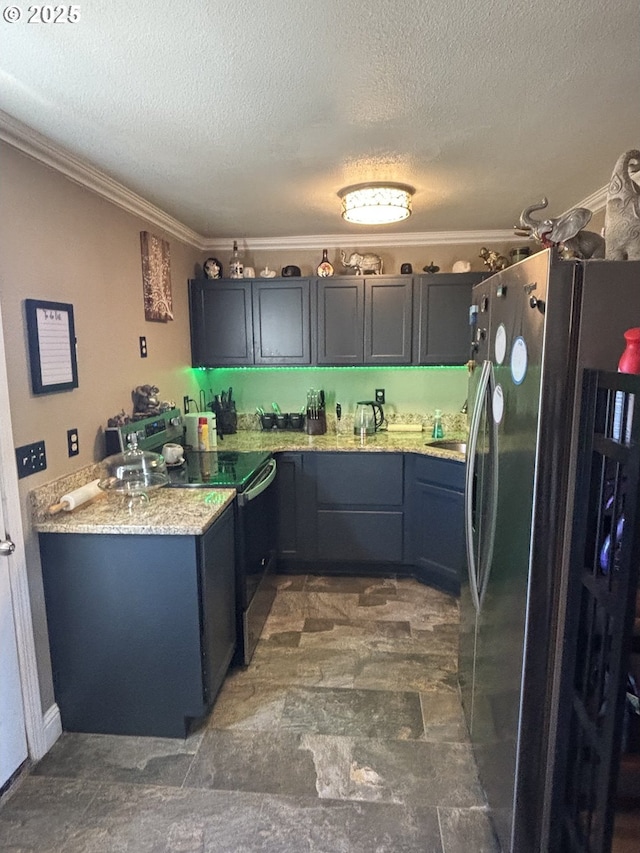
338, 182, 415, 225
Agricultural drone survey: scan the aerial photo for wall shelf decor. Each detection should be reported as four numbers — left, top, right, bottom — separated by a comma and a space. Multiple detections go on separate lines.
25, 298, 78, 394
140, 231, 173, 322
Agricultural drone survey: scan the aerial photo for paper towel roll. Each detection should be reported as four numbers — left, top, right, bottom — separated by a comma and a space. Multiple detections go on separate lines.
49, 479, 102, 514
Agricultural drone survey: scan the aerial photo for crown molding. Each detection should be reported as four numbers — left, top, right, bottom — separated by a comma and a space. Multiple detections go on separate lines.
577, 185, 607, 213
0, 109, 608, 253
0, 110, 206, 249
202, 230, 521, 252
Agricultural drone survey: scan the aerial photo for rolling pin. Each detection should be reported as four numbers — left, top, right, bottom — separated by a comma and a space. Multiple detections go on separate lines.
48, 479, 102, 514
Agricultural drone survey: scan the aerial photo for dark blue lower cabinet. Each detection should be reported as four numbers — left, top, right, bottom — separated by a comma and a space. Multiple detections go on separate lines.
39, 504, 236, 738
404, 454, 465, 593
275, 450, 465, 590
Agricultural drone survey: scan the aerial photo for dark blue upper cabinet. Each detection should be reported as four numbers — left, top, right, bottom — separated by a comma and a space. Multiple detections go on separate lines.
190, 279, 253, 366
252, 279, 311, 364
316, 278, 365, 364
317, 276, 413, 365
413, 273, 485, 365
364, 277, 413, 364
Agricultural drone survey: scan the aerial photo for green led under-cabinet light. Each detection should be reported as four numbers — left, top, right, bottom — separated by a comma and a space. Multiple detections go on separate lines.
190, 365, 467, 373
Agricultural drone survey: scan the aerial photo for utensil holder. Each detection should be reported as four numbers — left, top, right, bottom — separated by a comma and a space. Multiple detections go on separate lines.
305, 412, 326, 435
261, 412, 305, 431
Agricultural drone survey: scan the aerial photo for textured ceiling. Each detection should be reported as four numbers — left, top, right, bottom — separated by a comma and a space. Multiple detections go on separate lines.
1, 0, 639, 240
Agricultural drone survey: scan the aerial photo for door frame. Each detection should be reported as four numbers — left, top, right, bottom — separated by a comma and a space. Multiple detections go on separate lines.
0, 299, 48, 762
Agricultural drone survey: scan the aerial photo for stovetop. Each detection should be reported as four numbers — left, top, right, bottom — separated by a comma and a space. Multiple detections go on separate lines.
166, 450, 271, 491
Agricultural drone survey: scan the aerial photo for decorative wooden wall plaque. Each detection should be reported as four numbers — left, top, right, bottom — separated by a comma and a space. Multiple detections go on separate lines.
140, 231, 173, 322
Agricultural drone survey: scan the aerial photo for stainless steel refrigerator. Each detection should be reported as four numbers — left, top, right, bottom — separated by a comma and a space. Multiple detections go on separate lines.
460, 249, 640, 852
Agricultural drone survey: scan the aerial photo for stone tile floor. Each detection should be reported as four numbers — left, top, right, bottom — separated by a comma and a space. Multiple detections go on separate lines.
0, 575, 500, 852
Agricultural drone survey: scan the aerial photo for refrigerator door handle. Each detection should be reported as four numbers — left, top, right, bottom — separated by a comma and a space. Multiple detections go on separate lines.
465, 359, 491, 612
476, 372, 499, 608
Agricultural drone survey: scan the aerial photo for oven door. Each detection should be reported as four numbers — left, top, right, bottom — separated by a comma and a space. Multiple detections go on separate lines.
235, 458, 277, 665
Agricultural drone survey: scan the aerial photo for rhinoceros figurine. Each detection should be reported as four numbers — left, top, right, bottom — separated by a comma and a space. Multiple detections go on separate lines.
340, 250, 383, 275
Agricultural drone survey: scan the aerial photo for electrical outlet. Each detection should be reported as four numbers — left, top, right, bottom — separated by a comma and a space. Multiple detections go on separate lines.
67, 428, 79, 457
139, 336, 148, 358
375, 388, 385, 404
15, 440, 47, 479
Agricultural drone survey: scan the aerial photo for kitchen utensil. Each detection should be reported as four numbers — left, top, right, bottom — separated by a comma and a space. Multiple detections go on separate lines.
289, 413, 304, 429
353, 401, 385, 435
98, 433, 169, 506
48, 479, 102, 514
260, 413, 275, 429
305, 387, 326, 434
272, 402, 282, 414
161, 443, 184, 465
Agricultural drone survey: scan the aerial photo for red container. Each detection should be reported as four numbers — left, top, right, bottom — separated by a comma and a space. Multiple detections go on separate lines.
618, 327, 640, 374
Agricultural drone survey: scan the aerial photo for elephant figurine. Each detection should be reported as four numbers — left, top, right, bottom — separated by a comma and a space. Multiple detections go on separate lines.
340, 250, 383, 275
514, 198, 605, 259
604, 150, 640, 260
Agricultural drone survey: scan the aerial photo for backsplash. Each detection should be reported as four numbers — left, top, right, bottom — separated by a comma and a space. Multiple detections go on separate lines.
237, 410, 467, 435
193, 366, 470, 423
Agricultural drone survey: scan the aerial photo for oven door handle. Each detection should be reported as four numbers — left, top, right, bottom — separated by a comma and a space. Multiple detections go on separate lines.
239, 458, 277, 504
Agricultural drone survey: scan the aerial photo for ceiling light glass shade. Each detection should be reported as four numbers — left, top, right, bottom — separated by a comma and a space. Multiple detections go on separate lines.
339, 183, 414, 225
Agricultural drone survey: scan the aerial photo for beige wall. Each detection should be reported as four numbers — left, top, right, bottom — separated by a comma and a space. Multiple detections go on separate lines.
0, 142, 203, 710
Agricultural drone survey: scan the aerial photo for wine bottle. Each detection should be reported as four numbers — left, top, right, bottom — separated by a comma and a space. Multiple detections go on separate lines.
229, 240, 244, 279
316, 248, 334, 277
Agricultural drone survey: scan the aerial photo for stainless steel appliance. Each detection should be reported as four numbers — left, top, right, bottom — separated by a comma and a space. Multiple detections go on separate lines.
104, 408, 183, 454
353, 400, 385, 435
461, 250, 640, 851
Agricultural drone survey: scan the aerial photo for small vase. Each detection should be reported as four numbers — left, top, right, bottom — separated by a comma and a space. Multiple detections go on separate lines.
317, 249, 334, 277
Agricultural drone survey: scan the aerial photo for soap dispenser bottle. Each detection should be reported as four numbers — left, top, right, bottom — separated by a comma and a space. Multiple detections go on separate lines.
432, 409, 444, 439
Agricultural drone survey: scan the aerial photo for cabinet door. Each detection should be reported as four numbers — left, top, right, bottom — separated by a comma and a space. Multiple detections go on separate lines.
189, 279, 253, 366
199, 504, 236, 706
414, 273, 484, 365
315, 453, 404, 563
40, 532, 207, 738
275, 452, 316, 562
253, 279, 311, 364
316, 278, 364, 364
404, 454, 465, 593
365, 278, 413, 364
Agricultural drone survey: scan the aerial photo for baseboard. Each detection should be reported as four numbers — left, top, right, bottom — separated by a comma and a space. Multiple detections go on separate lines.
276, 558, 461, 595
42, 703, 62, 754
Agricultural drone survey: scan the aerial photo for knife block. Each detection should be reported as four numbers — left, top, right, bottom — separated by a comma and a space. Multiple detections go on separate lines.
305, 412, 326, 435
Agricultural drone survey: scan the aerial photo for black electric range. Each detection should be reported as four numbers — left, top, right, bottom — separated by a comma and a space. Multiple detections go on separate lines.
166, 450, 272, 492
166, 448, 277, 667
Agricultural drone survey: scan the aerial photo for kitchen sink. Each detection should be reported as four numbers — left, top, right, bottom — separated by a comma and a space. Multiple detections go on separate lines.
427, 439, 467, 454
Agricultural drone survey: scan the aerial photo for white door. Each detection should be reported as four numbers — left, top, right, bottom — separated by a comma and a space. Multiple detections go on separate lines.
0, 480, 28, 786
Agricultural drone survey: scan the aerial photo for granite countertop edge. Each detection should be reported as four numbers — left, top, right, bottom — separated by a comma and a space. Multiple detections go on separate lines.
31, 430, 466, 536
33, 488, 236, 536
213, 429, 467, 458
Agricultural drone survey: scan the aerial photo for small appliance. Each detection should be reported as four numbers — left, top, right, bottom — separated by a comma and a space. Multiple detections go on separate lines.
353, 400, 385, 435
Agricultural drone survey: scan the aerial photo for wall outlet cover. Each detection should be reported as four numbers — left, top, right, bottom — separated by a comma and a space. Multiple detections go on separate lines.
15, 440, 47, 478
375, 388, 385, 404
67, 428, 79, 457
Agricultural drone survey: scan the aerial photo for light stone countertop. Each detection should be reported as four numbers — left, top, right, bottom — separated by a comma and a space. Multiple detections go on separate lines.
212, 428, 467, 458
33, 487, 236, 536
31, 428, 466, 537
